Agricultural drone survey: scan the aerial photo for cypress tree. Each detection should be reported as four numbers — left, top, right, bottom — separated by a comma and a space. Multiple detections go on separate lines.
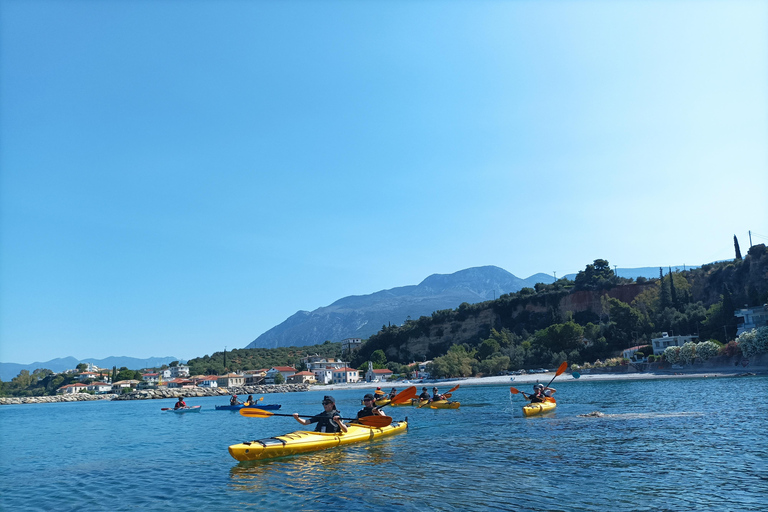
659, 267, 671, 309
734, 235, 742, 260
669, 266, 678, 308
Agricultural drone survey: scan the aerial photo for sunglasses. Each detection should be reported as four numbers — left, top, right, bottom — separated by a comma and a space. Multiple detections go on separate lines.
322, 401, 333, 405
363, 398, 373, 402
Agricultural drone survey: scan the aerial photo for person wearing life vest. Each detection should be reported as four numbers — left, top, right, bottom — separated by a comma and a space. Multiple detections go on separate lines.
388, 387, 397, 400
293, 395, 348, 433
174, 397, 187, 409
230, 394, 241, 406
354, 393, 385, 423
418, 387, 431, 401
431, 387, 445, 402
373, 387, 386, 400
243, 395, 255, 406
522, 384, 546, 403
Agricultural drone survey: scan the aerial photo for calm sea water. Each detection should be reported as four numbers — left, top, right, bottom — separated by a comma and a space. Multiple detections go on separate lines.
1, 376, 766, 512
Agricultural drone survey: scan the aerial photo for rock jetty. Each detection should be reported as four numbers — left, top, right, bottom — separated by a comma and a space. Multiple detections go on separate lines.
0, 384, 310, 406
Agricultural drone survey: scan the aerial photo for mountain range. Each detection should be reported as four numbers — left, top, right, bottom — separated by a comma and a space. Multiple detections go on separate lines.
0, 356, 182, 382
247, 264, 698, 350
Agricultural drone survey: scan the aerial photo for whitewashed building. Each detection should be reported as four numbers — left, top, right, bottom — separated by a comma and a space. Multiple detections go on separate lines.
735, 305, 768, 336
651, 333, 698, 355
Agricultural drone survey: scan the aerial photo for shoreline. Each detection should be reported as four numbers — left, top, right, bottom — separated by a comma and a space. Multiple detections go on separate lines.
313, 367, 765, 392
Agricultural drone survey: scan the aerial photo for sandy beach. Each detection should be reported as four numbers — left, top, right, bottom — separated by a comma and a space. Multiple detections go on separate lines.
312, 367, 764, 392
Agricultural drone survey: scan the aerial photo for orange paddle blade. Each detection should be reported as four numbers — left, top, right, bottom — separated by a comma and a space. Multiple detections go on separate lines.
357, 415, 393, 428
389, 386, 417, 404
446, 384, 460, 393
509, 387, 520, 394
555, 361, 568, 376
239, 408, 274, 418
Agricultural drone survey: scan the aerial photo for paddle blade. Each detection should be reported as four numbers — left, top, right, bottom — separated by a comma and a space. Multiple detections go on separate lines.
390, 386, 417, 404
258, 397, 264, 401
443, 393, 452, 399
555, 361, 568, 376
357, 415, 393, 428
447, 384, 460, 393
510, 387, 520, 394
239, 408, 274, 418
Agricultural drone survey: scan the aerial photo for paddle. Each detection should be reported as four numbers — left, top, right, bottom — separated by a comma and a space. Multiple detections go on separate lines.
375, 386, 417, 408
239, 408, 392, 428
510, 361, 568, 400
417, 384, 460, 408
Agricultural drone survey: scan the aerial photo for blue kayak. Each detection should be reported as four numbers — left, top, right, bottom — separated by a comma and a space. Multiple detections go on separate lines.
214, 404, 281, 411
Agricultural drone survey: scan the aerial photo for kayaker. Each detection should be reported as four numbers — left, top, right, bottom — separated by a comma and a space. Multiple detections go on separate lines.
243, 395, 255, 406
293, 395, 348, 434
230, 394, 241, 406
431, 387, 445, 402
174, 397, 187, 409
418, 387, 430, 400
388, 387, 397, 399
542, 385, 556, 398
373, 387, 386, 400
354, 393, 385, 422
522, 384, 546, 403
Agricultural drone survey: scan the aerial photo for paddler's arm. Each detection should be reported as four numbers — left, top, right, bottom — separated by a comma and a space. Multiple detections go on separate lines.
293, 413, 310, 426
333, 415, 348, 433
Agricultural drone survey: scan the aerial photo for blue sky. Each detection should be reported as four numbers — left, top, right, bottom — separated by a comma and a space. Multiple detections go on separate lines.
1, 0, 766, 364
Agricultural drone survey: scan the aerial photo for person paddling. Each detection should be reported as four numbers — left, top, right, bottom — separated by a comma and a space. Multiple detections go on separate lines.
243, 395, 255, 406
418, 387, 430, 401
174, 397, 187, 409
431, 387, 446, 402
373, 387, 386, 400
354, 393, 385, 423
388, 387, 397, 400
293, 395, 348, 434
522, 384, 546, 403
230, 394, 241, 406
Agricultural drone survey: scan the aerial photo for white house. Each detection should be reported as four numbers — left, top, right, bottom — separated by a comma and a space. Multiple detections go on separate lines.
265, 367, 296, 384
365, 368, 393, 383
332, 367, 361, 384
78, 372, 99, 382
169, 365, 190, 378
141, 373, 160, 385
196, 376, 219, 388
301, 356, 345, 384
57, 383, 88, 394
622, 345, 649, 361
112, 380, 140, 392
411, 361, 431, 380
651, 333, 698, 355
86, 382, 113, 393
735, 305, 768, 336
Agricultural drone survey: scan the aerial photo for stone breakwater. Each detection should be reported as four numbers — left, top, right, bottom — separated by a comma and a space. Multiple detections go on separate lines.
0, 384, 310, 406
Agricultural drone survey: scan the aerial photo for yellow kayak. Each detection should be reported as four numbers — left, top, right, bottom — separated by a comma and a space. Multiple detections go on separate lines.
228, 420, 408, 461
426, 399, 460, 409
523, 398, 556, 417
374, 398, 391, 407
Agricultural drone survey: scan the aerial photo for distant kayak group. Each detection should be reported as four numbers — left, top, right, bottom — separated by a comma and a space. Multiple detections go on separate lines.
166, 361, 572, 461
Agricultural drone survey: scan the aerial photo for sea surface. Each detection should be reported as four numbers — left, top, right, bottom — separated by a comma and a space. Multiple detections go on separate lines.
1, 376, 766, 511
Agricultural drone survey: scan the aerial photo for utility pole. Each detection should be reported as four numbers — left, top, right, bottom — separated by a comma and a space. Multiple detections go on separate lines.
553, 271, 556, 281
749, 230, 753, 247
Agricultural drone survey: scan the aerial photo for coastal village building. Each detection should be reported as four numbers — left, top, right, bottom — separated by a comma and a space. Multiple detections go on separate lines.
141, 373, 160, 385
86, 382, 112, 393
651, 333, 698, 355
622, 345, 649, 361
365, 367, 393, 383
78, 372, 99, 382
244, 369, 267, 386
57, 383, 88, 394
169, 365, 190, 378
333, 367, 361, 384
735, 305, 768, 335
265, 367, 296, 384
111, 380, 140, 392
411, 361, 431, 380
218, 373, 245, 388
341, 337, 363, 355
167, 378, 194, 389
193, 375, 219, 388
287, 371, 317, 384
301, 355, 346, 384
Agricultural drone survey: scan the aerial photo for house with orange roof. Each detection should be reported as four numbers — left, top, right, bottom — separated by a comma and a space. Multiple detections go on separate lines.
57, 383, 88, 394
265, 366, 296, 384
287, 371, 317, 384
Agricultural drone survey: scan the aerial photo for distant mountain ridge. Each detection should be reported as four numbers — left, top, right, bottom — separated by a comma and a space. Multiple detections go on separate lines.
0, 356, 182, 382
247, 264, 702, 350
247, 266, 555, 349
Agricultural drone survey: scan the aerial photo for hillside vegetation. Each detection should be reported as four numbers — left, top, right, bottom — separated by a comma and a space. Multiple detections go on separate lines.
349, 245, 768, 377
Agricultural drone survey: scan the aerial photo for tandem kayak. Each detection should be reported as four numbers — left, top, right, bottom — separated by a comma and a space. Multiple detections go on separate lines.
228, 420, 408, 462
522, 398, 556, 417
165, 406, 202, 413
215, 404, 282, 411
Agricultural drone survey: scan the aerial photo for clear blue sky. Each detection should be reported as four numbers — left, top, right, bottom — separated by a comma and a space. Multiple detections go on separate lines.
1, 0, 766, 364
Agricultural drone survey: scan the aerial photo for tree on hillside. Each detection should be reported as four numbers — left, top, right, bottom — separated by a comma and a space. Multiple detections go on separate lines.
574, 259, 615, 290
668, 267, 678, 308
